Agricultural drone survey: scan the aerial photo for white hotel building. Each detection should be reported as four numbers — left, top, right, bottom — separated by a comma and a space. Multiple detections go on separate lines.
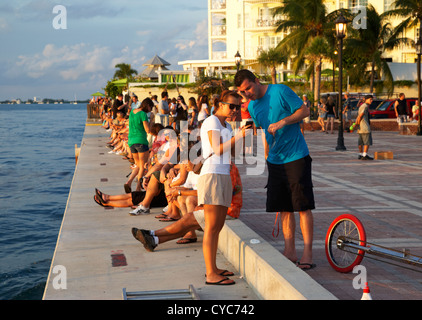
177, 0, 419, 82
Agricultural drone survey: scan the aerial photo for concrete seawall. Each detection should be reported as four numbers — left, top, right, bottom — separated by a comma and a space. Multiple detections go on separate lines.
42, 122, 336, 300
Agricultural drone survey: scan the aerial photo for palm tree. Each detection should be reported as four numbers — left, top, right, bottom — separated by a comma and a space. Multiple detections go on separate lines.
388, 0, 422, 131
113, 63, 138, 80
257, 47, 288, 84
346, 5, 413, 94
304, 36, 331, 102
274, 0, 337, 104
387, 0, 422, 36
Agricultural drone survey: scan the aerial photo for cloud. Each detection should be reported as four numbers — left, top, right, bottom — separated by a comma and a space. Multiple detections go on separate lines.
13, 43, 112, 80
9, 42, 150, 83
172, 19, 208, 62
110, 46, 146, 70
0, 0, 209, 99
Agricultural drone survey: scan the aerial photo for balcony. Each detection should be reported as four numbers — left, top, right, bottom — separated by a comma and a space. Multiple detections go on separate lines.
244, 0, 277, 3
211, 0, 226, 10
211, 25, 227, 37
212, 51, 227, 60
245, 18, 279, 31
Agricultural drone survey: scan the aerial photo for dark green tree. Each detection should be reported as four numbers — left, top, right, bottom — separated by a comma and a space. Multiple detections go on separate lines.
257, 47, 289, 84
113, 63, 138, 80
346, 5, 413, 93
274, 0, 338, 104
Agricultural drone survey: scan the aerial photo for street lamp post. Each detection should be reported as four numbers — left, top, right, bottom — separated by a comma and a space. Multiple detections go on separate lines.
416, 37, 422, 136
335, 13, 348, 151
333, 50, 338, 92
235, 51, 241, 72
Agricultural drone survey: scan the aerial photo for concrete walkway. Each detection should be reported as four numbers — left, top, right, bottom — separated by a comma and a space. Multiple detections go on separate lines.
239, 128, 422, 300
43, 123, 334, 300
43, 123, 422, 300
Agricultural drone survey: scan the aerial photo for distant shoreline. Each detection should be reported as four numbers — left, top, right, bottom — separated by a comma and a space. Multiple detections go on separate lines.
0, 100, 90, 105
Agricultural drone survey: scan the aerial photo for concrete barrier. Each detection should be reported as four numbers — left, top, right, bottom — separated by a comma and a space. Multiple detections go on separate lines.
219, 219, 338, 300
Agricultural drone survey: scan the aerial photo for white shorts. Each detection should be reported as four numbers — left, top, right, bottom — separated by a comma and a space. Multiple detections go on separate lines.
197, 173, 232, 208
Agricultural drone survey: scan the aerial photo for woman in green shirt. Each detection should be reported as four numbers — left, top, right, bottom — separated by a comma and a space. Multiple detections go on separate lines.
128, 98, 154, 191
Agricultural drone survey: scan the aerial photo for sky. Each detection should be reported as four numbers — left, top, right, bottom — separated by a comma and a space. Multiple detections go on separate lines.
0, 0, 209, 101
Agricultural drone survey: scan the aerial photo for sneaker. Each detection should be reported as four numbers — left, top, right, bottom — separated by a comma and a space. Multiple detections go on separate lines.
361, 155, 373, 160
131, 227, 150, 243
358, 155, 362, 160
131, 228, 156, 252
129, 205, 150, 216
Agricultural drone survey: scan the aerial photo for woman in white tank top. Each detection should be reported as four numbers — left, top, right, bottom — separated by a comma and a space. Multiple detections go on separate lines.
198, 90, 251, 286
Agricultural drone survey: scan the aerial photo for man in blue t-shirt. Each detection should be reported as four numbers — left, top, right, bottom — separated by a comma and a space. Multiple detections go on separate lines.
234, 69, 316, 271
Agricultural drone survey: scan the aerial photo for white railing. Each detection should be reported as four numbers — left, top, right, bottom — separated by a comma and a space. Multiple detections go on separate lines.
211, 25, 226, 36
212, 51, 227, 60
211, 0, 226, 10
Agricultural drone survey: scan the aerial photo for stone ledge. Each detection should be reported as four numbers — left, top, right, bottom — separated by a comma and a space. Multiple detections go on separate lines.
218, 219, 338, 300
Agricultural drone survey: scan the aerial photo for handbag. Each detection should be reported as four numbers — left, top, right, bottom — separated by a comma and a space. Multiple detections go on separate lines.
193, 152, 214, 174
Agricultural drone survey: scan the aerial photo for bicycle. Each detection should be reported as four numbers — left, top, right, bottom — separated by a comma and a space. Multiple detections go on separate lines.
325, 214, 422, 273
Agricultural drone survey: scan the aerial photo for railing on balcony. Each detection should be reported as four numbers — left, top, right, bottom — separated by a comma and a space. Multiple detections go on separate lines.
212, 51, 227, 60
211, 25, 226, 37
245, 18, 279, 29
211, 0, 226, 10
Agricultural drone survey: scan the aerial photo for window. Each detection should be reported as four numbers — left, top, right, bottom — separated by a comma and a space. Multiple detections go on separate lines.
349, 0, 358, 7
270, 36, 282, 48
348, 0, 367, 8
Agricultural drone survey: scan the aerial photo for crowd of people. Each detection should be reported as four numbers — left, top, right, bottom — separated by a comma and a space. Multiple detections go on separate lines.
94, 88, 250, 286
92, 70, 420, 286
92, 68, 335, 286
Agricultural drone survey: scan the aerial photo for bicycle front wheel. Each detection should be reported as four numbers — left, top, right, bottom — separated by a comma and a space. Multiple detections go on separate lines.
325, 214, 366, 273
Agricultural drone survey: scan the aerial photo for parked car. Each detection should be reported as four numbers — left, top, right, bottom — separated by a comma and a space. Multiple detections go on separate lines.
369, 98, 417, 119
350, 99, 384, 119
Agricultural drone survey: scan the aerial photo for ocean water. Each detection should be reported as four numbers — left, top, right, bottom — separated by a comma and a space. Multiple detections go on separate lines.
0, 103, 86, 300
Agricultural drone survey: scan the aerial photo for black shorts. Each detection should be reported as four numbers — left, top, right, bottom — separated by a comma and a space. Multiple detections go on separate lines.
130, 143, 149, 154
131, 189, 167, 207
266, 155, 315, 213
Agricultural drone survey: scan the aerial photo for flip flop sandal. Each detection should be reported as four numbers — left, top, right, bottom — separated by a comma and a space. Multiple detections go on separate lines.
176, 238, 197, 244
93, 195, 106, 207
219, 269, 234, 277
205, 277, 235, 286
296, 262, 317, 271
159, 217, 180, 222
95, 188, 104, 201
155, 213, 167, 219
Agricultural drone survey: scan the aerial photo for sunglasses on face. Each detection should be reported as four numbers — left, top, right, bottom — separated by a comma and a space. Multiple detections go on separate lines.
221, 101, 241, 110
